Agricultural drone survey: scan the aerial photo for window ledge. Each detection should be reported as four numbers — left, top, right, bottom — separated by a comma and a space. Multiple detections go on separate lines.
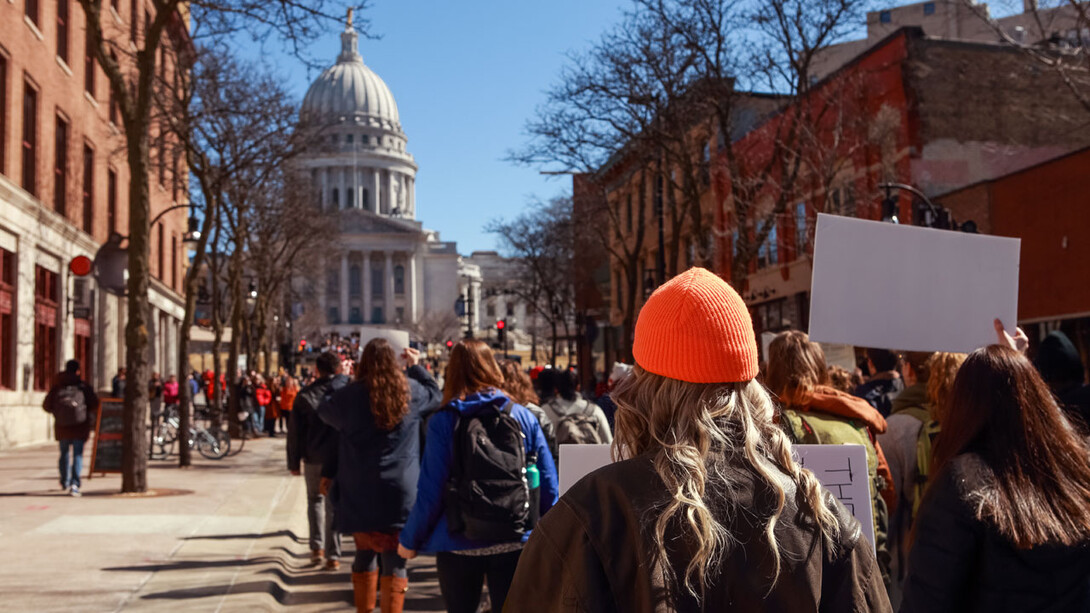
24, 16, 44, 41
84, 91, 99, 107
55, 56, 73, 77
109, 5, 122, 24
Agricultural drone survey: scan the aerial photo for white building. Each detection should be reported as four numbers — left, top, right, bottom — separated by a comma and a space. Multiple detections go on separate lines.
296, 20, 469, 341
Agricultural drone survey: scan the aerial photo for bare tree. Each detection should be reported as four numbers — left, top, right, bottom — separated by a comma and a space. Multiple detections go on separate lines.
79, 0, 368, 491
412, 311, 465, 348
487, 198, 575, 367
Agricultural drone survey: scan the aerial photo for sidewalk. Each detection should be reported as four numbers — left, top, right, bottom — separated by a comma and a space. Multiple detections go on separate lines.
0, 435, 446, 612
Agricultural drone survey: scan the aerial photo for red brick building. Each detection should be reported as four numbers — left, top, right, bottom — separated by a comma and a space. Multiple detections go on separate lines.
0, 0, 189, 448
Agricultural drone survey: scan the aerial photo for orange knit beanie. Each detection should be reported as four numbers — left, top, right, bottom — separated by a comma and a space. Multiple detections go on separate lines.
633, 267, 758, 383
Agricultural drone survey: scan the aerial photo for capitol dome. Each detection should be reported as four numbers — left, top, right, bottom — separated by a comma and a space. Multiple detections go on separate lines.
301, 24, 401, 131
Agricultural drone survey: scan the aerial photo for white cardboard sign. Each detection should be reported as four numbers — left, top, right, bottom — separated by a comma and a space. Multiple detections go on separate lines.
793, 444, 875, 550
808, 214, 1020, 353
559, 443, 875, 550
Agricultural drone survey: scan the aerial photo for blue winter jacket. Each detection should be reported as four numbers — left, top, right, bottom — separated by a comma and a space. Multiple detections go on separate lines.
399, 388, 559, 553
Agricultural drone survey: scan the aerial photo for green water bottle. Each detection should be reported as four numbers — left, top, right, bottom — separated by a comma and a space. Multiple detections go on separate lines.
527, 453, 541, 528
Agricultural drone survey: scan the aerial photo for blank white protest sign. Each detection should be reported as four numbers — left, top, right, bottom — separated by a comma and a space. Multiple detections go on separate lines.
808, 214, 1021, 353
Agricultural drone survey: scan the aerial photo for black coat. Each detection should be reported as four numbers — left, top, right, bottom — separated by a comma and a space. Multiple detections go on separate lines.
318, 365, 441, 535
286, 374, 348, 470
902, 453, 1090, 613
42, 372, 99, 441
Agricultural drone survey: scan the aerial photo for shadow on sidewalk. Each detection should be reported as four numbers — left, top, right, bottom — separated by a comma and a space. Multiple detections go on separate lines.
138, 579, 354, 606
182, 529, 307, 544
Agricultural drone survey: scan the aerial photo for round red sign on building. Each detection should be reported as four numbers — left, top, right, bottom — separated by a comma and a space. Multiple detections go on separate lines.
69, 255, 93, 277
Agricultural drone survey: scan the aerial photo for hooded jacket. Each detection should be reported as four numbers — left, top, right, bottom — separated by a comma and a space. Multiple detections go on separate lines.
506, 454, 892, 612
399, 388, 559, 553
318, 365, 441, 534
286, 374, 348, 470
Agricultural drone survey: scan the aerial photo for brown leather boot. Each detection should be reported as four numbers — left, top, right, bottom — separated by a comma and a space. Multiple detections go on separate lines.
352, 570, 379, 612
310, 549, 324, 566
380, 576, 408, 613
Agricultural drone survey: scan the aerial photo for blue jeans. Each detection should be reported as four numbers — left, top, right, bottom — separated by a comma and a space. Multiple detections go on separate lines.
58, 439, 85, 489
250, 405, 265, 433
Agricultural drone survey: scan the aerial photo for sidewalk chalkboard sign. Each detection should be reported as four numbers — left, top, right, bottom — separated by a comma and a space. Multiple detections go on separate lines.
89, 397, 124, 477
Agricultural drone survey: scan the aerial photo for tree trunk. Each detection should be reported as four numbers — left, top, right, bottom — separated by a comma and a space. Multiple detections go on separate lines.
122, 135, 151, 493
550, 319, 558, 367
176, 204, 215, 467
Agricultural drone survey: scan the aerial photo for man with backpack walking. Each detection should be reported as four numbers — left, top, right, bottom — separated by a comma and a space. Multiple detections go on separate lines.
42, 360, 99, 497
540, 369, 612, 460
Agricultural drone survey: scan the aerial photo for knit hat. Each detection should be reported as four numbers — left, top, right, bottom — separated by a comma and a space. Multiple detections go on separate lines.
633, 267, 758, 383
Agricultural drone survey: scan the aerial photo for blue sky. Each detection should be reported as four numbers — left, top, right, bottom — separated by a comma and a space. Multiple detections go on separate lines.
244, 1, 632, 255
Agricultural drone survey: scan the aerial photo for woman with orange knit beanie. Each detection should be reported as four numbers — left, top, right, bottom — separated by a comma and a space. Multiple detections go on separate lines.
505, 267, 891, 611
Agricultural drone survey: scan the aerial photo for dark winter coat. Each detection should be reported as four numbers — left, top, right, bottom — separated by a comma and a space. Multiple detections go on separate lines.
901, 453, 1090, 613
399, 388, 559, 553
286, 374, 348, 471
317, 365, 441, 534
854, 374, 904, 417
42, 372, 99, 441
506, 453, 891, 612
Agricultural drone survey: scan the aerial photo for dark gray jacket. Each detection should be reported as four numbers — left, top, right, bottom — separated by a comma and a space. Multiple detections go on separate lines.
286, 374, 348, 471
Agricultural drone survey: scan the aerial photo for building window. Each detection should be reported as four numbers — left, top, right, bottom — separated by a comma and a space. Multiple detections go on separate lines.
795, 202, 807, 252
107, 168, 117, 234
157, 123, 166, 186
84, 32, 96, 97
26, 0, 39, 25
34, 265, 59, 391
371, 306, 384, 324
347, 186, 354, 208
625, 194, 632, 233
82, 145, 94, 234
361, 134, 368, 145
486, 303, 495, 318
22, 80, 38, 197
74, 315, 92, 388
757, 221, 778, 269
371, 265, 383, 297
331, 188, 339, 208
326, 268, 338, 297
0, 248, 14, 389
505, 301, 515, 317
394, 265, 405, 295
171, 151, 180, 201
0, 55, 7, 175
129, 0, 138, 42
349, 307, 361, 324
54, 115, 68, 216
157, 223, 164, 279
346, 134, 353, 144
731, 229, 739, 258
57, 0, 69, 63
923, 2, 936, 16
362, 188, 369, 209
349, 265, 361, 296
327, 307, 340, 324
395, 307, 404, 323
879, 10, 891, 23
171, 234, 177, 290
109, 53, 120, 125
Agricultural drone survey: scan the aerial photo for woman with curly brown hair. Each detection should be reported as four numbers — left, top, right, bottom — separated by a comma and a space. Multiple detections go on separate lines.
319, 339, 441, 613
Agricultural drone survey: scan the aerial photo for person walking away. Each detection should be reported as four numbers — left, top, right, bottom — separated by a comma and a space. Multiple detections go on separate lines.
163, 374, 180, 415
766, 330, 896, 590
254, 376, 274, 436
876, 350, 932, 604
111, 367, 126, 398
908, 352, 966, 519
901, 339, 1090, 613
1034, 330, 1090, 430
148, 372, 164, 438
287, 352, 348, 569
499, 360, 555, 463
506, 268, 890, 611
42, 360, 99, 496
540, 368, 612, 463
279, 377, 298, 435
397, 340, 558, 613
853, 348, 904, 417
319, 341, 441, 613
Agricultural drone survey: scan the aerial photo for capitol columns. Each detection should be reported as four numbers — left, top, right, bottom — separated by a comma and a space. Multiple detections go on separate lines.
409, 252, 419, 323
373, 169, 382, 214
384, 252, 395, 319
340, 255, 350, 323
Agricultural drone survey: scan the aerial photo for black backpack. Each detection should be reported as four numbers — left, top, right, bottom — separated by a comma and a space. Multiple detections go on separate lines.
54, 385, 87, 427
446, 400, 532, 541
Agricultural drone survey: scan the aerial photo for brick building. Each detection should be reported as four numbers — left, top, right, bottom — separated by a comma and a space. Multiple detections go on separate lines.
0, 0, 189, 448
714, 27, 1090, 349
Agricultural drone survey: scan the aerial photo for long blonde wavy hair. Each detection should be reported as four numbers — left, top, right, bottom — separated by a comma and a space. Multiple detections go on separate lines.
612, 365, 841, 599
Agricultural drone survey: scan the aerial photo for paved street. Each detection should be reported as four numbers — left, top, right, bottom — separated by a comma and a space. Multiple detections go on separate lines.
0, 436, 446, 612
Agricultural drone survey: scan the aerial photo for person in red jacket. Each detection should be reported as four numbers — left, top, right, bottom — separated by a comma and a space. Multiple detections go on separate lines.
254, 376, 274, 437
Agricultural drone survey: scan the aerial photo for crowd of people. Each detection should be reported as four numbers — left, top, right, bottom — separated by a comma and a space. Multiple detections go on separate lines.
39, 263, 1090, 611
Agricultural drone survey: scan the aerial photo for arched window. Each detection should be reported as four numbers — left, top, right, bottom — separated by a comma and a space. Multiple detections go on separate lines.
347, 186, 355, 208
331, 188, 339, 208
349, 265, 361, 296
371, 264, 383, 297
394, 265, 405, 295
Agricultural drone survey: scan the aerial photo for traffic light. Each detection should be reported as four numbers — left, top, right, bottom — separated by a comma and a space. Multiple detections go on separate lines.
496, 320, 506, 346
445, 340, 454, 350
298, 338, 308, 353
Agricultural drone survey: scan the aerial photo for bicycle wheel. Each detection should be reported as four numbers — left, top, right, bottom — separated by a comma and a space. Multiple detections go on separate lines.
224, 427, 244, 457
196, 430, 229, 460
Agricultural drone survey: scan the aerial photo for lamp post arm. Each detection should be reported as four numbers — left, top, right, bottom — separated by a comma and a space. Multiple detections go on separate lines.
878, 182, 938, 217
147, 203, 194, 229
